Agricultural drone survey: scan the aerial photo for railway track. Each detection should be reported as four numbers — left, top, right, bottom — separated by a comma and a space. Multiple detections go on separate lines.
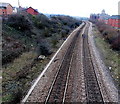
45, 24, 85, 103
45, 22, 104, 103
82, 23, 104, 102
22, 21, 117, 103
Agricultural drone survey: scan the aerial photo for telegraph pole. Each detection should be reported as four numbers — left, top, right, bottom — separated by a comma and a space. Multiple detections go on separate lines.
18, 0, 20, 8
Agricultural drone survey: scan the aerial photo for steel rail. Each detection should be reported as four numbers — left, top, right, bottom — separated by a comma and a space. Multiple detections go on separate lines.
21, 22, 85, 103
45, 24, 86, 103
82, 22, 104, 103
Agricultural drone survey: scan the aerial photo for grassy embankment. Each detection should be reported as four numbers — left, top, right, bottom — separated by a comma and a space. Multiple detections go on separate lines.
92, 24, 119, 87
2, 51, 51, 103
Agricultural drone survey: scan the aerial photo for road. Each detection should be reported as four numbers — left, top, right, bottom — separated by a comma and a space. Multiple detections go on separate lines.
21, 21, 118, 103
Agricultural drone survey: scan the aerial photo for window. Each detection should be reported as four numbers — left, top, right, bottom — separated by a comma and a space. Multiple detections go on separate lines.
0, 6, 6, 9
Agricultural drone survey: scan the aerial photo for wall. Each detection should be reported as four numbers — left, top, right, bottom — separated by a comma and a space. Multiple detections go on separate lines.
108, 18, 120, 28
26, 8, 38, 15
6, 4, 13, 15
27, 8, 34, 15
0, 4, 13, 15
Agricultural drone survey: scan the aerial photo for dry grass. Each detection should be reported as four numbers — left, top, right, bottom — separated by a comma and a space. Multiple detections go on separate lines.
2, 51, 37, 81
2, 50, 53, 103
2, 51, 36, 102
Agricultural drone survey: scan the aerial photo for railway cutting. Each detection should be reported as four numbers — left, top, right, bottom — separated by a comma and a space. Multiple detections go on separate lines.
21, 21, 118, 103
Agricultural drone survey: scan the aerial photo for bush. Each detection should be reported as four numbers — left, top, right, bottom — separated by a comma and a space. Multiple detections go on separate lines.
33, 14, 50, 29
111, 35, 120, 50
11, 88, 23, 104
51, 33, 60, 48
61, 30, 68, 38
36, 39, 52, 56
2, 36, 26, 65
50, 15, 82, 30
92, 20, 120, 51
43, 28, 52, 37
6, 14, 32, 31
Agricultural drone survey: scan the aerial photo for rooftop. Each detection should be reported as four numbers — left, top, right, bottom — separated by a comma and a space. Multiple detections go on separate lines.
110, 15, 120, 19
0, 3, 11, 7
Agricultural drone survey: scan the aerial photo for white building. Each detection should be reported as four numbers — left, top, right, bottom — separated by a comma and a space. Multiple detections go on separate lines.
13, 7, 18, 14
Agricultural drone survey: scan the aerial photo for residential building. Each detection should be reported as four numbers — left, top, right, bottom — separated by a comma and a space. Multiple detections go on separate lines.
108, 15, 120, 28
23, 7, 39, 15
90, 10, 120, 28
0, 3, 13, 15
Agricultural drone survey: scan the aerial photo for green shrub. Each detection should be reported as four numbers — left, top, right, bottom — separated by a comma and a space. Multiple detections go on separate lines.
92, 20, 120, 51
111, 35, 120, 50
43, 28, 52, 37
36, 39, 52, 56
51, 33, 60, 48
6, 14, 32, 31
33, 14, 50, 29
61, 30, 68, 38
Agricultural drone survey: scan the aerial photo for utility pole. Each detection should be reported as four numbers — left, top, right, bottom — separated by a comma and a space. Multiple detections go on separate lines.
118, 1, 120, 15
18, 0, 20, 8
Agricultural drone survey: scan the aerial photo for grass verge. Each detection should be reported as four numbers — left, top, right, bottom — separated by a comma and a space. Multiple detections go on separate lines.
2, 51, 51, 103
2, 36, 64, 103
92, 25, 120, 87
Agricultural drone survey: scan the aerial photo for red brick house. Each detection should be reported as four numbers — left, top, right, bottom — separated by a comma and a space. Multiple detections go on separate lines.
107, 15, 120, 28
24, 7, 39, 15
0, 3, 13, 15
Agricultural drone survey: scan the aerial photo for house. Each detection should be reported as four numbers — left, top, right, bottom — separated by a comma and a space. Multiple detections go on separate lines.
0, 3, 13, 15
24, 7, 39, 15
108, 15, 120, 28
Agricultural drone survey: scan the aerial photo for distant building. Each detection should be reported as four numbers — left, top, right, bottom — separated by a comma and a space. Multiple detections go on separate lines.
90, 10, 110, 22
98, 10, 110, 22
90, 10, 120, 28
23, 7, 39, 15
90, 14, 99, 20
107, 15, 120, 28
0, 3, 13, 15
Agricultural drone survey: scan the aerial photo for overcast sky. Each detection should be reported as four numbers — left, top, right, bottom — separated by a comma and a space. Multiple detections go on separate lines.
0, 0, 119, 17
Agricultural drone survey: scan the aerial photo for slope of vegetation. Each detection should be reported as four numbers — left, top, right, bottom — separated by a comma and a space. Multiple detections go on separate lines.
2, 13, 82, 103
3, 13, 81, 65
91, 20, 120, 51
91, 22, 120, 87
